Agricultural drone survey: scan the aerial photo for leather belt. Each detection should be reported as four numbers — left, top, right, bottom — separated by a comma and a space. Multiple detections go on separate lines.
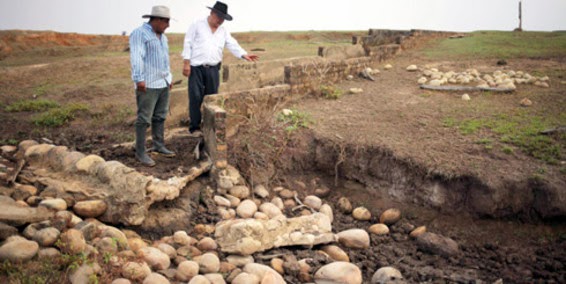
199, 63, 220, 68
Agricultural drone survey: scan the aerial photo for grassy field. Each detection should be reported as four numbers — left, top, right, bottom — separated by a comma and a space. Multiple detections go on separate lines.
422, 31, 566, 60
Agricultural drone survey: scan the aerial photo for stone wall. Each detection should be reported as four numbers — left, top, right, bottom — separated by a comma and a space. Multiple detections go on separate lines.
218, 29, 454, 94
364, 29, 454, 48
365, 29, 413, 46
220, 57, 325, 93
365, 44, 402, 62
362, 29, 456, 56
317, 45, 367, 60
284, 57, 373, 94
203, 29, 455, 168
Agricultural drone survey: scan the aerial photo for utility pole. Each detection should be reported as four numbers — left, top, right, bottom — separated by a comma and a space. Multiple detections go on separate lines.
518, 0, 523, 31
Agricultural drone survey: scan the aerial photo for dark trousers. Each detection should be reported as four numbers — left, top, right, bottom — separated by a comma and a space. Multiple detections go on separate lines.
188, 64, 220, 132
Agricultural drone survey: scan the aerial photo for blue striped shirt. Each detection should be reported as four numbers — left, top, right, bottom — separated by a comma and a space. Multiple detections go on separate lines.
129, 22, 172, 88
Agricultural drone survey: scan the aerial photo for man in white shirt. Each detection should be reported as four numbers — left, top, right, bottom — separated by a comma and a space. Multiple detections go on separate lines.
181, 1, 259, 136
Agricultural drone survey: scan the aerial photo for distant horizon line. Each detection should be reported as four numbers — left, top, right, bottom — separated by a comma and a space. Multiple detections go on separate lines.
2, 28, 565, 36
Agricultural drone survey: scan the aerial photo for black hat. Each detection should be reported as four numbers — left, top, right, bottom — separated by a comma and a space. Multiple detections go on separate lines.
207, 1, 232, 21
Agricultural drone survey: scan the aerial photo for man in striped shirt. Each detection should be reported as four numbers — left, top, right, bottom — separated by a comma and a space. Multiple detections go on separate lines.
182, 1, 259, 136
130, 6, 175, 167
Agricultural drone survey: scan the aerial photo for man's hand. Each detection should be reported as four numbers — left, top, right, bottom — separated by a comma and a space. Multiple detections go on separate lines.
182, 60, 191, 77
242, 54, 259, 62
136, 81, 146, 93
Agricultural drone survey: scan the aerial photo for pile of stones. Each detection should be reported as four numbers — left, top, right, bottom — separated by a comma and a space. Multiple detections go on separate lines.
0, 141, 459, 284
407, 65, 551, 90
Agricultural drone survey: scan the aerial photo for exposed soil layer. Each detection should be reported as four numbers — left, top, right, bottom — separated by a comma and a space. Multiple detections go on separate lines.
90, 137, 566, 282
224, 127, 566, 282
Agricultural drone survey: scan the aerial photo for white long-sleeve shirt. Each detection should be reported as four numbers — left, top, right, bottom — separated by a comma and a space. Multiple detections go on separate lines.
181, 17, 247, 66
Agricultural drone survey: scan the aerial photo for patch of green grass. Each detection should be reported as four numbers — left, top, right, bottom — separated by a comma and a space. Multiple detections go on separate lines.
475, 138, 492, 145
422, 31, 566, 60
33, 103, 89, 127
33, 83, 52, 96
320, 85, 343, 100
277, 108, 312, 132
5, 99, 60, 112
443, 111, 564, 164
92, 104, 135, 126
460, 119, 484, 135
1, 260, 54, 284
0, 139, 18, 145
110, 132, 134, 144
488, 114, 563, 164
442, 117, 457, 128
502, 146, 514, 154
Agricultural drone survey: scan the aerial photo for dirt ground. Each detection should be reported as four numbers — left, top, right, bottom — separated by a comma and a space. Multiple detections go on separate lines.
301, 55, 565, 189
1, 31, 565, 282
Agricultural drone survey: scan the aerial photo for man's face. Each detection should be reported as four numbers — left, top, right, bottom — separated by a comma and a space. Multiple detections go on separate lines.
154, 17, 170, 34
210, 11, 225, 28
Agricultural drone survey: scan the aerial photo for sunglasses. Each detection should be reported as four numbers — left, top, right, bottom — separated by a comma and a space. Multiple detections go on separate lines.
158, 17, 170, 24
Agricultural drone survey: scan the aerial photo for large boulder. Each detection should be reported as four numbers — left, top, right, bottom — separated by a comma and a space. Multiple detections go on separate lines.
21, 142, 199, 226
215, 213, 335, 255
314, 261, 362, 284
0, 236, 39, 262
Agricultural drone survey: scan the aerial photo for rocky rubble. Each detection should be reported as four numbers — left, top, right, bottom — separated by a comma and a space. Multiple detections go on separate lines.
413, 66, 551, 90
0, 140, 475, 283
0, 140, 210, 226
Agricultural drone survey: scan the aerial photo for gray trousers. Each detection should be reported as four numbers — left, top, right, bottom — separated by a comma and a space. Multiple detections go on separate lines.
135, 87, 170, 128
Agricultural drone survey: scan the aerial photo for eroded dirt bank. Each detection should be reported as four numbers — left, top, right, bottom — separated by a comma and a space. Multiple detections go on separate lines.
227, 126, 566, 282
270, 132, 564, 220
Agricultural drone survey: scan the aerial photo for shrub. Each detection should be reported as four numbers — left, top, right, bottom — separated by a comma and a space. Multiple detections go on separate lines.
277, 108, 312, 132
320, 85, 343, 100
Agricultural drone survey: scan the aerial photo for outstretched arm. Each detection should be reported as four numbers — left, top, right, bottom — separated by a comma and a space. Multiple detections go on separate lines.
225, 29, 259, 61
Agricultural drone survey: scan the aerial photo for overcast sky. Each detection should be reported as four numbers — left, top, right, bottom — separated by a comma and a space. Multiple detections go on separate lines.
0, 0, 565, 35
